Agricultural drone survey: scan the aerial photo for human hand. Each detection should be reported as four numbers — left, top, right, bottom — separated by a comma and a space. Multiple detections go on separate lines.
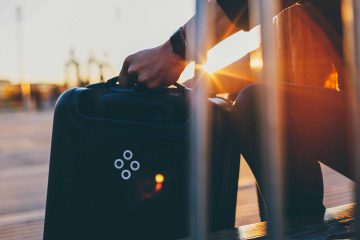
118, 40, 186, 89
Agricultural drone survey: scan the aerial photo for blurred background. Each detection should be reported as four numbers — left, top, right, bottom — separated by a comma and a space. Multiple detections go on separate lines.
0, 0, 354, 239
0, 0, 194, 110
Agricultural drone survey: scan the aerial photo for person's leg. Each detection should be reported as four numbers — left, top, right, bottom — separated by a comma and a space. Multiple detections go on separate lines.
232, 83, 349, 221
284, 84, 351, 220
283, 84, 351, 175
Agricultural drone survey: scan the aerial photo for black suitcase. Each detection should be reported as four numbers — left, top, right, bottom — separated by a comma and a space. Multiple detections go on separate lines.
43, 77, 240, 240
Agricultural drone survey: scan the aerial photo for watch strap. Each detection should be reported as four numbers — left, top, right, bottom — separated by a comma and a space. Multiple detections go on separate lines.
170, 27, 186, 59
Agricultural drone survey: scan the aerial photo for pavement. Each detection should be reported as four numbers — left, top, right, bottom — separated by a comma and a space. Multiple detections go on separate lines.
0, 110, 354, 239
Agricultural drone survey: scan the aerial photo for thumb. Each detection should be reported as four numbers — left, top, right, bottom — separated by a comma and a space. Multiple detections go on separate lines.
118, 59, 130, 87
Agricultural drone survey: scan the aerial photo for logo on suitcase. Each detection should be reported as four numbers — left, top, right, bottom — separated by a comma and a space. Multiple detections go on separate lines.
114, 150, 140, 180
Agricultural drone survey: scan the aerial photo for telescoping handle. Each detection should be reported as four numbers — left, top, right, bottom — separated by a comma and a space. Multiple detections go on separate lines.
106, 76, 187, 94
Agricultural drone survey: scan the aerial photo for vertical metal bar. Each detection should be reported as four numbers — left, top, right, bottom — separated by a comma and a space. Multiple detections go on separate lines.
341, 0, 360, 238
248, 0, 261, 29
188, 0, 213, 239
258, 0, 285, 239
354, 1, 360, 237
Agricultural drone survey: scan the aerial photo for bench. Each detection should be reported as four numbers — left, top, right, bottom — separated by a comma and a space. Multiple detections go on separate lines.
182, 203, 355, 239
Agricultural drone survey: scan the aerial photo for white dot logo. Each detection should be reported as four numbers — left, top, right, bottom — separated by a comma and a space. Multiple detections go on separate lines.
123, 150, 133, 160
114, 159, 124, 169
114, 149, 140, 180
121, 170, 131, 180
130, 161, 140, 171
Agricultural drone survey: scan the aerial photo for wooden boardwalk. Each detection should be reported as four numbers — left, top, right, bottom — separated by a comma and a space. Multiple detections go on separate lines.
0, 111, 354, 239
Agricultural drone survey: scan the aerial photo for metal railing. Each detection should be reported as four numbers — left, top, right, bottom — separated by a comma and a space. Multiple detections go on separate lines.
189, 0, 359, 239
189, 0, 213, 239
257, 0, 285, 239
342, 0, 360, 238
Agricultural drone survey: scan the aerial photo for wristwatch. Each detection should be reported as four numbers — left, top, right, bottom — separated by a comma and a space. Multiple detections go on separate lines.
169, 27, 186, 60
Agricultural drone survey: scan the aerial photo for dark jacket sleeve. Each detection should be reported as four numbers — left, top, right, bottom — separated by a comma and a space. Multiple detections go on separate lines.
216, 0, 249, 31
216, 0, 298, 31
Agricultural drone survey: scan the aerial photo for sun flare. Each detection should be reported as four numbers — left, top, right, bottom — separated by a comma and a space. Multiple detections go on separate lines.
178, 25, 261, 81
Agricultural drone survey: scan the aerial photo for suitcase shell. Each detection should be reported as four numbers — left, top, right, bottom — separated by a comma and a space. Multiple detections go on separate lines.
43, 81, 240, 239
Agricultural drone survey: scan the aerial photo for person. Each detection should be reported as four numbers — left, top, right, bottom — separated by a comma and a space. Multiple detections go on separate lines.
118, 0, 350, 224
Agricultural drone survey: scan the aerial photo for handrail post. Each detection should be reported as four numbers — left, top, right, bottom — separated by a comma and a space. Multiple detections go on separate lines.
188, 0, 213, 239
354, 0, 360, 237
258, 0, 285, 239
341, 0, 360, 238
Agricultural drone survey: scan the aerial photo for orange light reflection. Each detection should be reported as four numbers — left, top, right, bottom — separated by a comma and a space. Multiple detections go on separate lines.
155, 174, 165, 183
179, 26, 261, 82
155, 183, 163, 192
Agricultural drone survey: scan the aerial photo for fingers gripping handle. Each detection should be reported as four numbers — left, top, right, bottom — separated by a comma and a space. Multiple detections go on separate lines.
106, 76, 186, 94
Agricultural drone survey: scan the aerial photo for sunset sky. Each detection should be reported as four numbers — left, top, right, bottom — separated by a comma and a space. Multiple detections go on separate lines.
0, 0, 194, 83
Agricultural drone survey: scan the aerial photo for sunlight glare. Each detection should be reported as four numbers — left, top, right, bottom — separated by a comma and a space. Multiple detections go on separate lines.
250, 48, 263, 72
179, 25, 261, 82
205, 26, 261, 73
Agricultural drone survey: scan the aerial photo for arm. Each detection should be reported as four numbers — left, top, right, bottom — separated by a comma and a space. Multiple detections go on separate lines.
118, 0, 245, 89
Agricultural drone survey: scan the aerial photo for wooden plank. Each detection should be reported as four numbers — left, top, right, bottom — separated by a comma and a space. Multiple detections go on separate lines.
188, 204, 355, 239
0, 219, 43, 240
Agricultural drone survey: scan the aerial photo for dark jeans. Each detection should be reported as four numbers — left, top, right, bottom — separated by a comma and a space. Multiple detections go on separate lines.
232, 83, 351, 220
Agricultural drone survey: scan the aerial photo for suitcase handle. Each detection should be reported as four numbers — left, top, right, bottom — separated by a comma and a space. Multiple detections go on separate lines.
106, 76, 187, 94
